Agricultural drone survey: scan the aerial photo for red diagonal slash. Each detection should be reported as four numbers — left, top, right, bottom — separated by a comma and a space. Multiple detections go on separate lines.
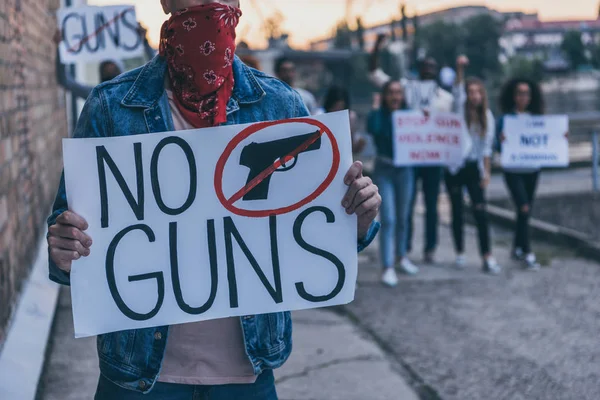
226, 130, 324, 206
65, 7, 135, 54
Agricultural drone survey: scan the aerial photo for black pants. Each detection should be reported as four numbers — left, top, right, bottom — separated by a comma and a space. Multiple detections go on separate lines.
407, 166, 442, 254
503, 171, 540, 254
444, 162, 490, 256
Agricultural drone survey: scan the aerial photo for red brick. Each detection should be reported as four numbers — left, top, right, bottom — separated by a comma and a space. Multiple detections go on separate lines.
0, 0, 67, 343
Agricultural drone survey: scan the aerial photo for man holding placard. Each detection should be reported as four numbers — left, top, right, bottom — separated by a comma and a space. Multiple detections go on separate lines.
46, 1, 381, 399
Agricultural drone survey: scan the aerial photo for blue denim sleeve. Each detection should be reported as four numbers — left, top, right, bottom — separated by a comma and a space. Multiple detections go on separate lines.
48, 88, 108, 286
357, 221, 380, 253
293, 90, 310, 118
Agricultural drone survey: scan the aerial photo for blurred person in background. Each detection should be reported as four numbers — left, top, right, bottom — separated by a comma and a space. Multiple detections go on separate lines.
369, 33, 452, 264
274, 56, 318, 114
496, 78, 546, 271
322, 85, 366, 155
53, 24, 156, 100
46, 1, 381, 398
447, 56, 501, 274
367, 80, 419, 286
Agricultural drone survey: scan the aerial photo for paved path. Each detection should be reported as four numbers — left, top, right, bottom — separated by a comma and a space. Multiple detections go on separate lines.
345, 206, 600, 400
37, 292, 418, 400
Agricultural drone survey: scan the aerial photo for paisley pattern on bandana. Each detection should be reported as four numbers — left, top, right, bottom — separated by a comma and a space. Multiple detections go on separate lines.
160, 4, 241, 128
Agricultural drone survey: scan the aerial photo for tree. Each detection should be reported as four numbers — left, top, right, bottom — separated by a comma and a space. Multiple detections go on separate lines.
356, 17, 365, 50
505, 56, 545, 83
462, 14, 502, 78
333, 21, 353, 49
263, 11, 285, 41
419, 20, 464, 67
561, 30, 586, 70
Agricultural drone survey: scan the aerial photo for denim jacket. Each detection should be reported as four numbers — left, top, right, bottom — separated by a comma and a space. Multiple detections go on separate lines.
47, 56, 378, 394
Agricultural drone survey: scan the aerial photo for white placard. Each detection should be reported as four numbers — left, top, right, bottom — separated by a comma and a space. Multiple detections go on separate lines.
501, 115, 570, 169
57, 5, 144, 64
62, 112, 357, 338
392, 110, 472, 168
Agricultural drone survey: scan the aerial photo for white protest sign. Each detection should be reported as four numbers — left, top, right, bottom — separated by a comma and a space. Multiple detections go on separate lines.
57, 5, 144, 64
62, 111, 357, 338
501, 115, 570, 169
392, 110, 472, 168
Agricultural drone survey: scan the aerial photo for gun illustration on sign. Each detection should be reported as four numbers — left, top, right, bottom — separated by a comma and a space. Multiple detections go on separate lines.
239, 130, 322, 201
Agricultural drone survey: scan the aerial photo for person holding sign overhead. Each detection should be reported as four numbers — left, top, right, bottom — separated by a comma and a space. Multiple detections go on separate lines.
367, 80, 419, 286
53, 24, 156, 100
46, 1, 381, 399
496, 78, 546, 271
447, 56, 501, 274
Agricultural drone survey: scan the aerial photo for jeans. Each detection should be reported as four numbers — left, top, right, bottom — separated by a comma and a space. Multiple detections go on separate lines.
444, 162, 491, 256
408, 166, 442, 254
94, 370, 278, 400
374, 162, 415, 268
503, 171, 540, 254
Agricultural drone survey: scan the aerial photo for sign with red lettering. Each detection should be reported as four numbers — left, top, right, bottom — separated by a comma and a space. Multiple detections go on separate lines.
62, 111, 357, 338
392, 111, 472, 168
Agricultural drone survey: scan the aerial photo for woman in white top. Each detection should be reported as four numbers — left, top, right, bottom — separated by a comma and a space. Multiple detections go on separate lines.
446, 56, 501, 274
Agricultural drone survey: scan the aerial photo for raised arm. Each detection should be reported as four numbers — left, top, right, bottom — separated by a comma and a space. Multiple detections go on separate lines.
368, 34, 391, 89
54, 30, 93, 100
452, 55, 469, 113
137, 24, 157, 60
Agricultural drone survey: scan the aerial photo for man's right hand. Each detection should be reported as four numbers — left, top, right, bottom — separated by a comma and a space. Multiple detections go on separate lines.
48, 211, 92, 273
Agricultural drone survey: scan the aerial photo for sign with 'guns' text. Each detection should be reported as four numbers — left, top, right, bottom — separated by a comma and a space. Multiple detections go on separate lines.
57, 5, 144, 64
62, 111, 357, 338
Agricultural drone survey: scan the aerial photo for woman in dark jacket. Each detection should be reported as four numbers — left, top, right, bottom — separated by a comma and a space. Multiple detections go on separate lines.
367, 80, 418, 286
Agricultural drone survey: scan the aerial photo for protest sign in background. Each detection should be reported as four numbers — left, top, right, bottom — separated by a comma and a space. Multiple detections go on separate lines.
62, 111, 357, 338
392, 111, 472, 168
57, 5, 143, 64
501, 115, 570, 169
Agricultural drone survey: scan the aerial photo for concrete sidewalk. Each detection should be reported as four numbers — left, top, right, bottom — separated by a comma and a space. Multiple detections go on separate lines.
37, 287, 418, 400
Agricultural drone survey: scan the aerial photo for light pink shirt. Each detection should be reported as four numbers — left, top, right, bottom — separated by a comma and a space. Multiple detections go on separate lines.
158, 91, 256, 385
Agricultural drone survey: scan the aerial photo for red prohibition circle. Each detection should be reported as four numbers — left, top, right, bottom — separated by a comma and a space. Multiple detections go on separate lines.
214, 118, 340, 218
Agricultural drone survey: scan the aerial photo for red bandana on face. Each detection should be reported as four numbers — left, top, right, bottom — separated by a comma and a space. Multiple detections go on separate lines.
159, 4, 241, 128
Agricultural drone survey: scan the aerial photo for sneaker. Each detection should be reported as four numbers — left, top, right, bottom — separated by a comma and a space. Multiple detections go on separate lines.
524, 253, 541, 271
483, 257, 502, 275
381, 268, 399, 287
399, 258, 420, 275
455, 254, 467, 269
512, 248, 525, 261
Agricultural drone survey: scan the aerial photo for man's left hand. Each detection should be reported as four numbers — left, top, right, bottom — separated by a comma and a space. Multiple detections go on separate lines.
341, 161, 381, 240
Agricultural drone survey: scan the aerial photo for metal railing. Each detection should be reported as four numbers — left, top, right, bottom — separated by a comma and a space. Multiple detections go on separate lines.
569, 112, 600, 193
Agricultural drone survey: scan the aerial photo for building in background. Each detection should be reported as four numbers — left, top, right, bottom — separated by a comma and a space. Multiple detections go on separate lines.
310, 5, 538, 52
310, 4, 600, 71
502, 18, 600, 61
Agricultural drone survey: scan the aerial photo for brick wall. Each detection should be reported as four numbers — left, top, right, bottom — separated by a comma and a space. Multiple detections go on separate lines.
0, 0, 67, 344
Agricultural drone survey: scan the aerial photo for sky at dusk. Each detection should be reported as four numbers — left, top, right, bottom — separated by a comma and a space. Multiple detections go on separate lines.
88, 0, 598, 48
